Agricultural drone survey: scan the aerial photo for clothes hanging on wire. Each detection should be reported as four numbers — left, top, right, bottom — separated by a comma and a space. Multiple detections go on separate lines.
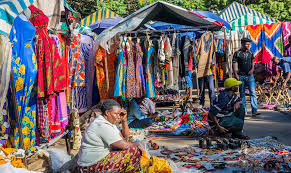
145, 41, 156, 98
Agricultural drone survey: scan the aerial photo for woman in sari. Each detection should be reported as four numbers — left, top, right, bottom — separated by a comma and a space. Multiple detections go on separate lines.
77, 99, 141, 173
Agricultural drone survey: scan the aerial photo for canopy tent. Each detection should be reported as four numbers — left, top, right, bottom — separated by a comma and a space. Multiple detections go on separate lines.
151, 10, 230, 30
0, 0, 35, 36
81, 8, 119, 26
219, 1, 278, 23
96, 1, 223, 50
229, 13, 272, 31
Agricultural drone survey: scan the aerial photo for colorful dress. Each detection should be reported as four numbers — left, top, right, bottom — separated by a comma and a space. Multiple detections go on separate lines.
29, 5, 66, 98
145, 44, 156, 98
126, 40, 137, 98
136, 42, 145, 98
95, 48, 107, 99
69, 33, 86, 88
9, 15, 38, 152
114, 42, 125, 98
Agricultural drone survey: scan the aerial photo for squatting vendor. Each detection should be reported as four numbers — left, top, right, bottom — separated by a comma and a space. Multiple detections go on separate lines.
208, 78, 248, 139
273, 56, 291, 89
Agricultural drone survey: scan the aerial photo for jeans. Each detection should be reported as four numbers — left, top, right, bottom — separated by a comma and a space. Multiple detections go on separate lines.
198, 75, 216, 107
219, 105, 245, 136
239, 75, 258, 114
128, 118, 153, 128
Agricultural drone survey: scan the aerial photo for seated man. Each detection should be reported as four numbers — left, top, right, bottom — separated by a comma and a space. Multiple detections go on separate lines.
273, 56, 291, 88
127, 98, 153, 128
138, 97, 156, 117
208, 78, 248, 139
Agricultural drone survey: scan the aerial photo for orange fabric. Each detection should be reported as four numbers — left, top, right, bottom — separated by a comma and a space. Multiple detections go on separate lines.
245, 25, 262, 44
264, 23, 281, 39
0, 147, 26, 168
95, 48, 107, 99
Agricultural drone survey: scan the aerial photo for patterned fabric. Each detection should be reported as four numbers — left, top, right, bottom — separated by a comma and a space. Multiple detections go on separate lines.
0, 35, 12, 114
71, 109, 81, 150
136, 42, 145, 98
69, 33, 86, 87
36, 99, 49, 142
230, 30, 251, 52
57, 34, 70, 102
0, 101, 9, 145
9, 15, 37, 152
29, 5, 66, 98
173, 34, 181, 90
95, 48, 107, 99
245, 24, 263, 63
126, 40, 137, 98
283, 22, 291, 47
145, 43, 156, 98
78, 147, 141, 173
262, 23, 283, 63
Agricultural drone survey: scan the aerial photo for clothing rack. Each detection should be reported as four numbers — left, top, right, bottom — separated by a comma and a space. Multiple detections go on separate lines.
118, 28, 205, 36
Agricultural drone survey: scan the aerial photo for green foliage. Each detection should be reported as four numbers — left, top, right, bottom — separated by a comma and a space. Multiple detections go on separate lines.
66, 0, 290, 21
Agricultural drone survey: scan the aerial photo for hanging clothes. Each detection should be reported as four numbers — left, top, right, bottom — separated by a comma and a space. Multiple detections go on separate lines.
136, 41, 146, 98
245, 24, 263, 63
57, 34, 70, 103
173, 34, 181, 90
69, 33, 86, 88
113, 40, 124, 98
196, 32, 217, 78
282, 21, 291, 47
9, 14, 38, 152
145, 41, 156, 98
126, 39, 137, 98
230, 30, 251, 53
165, 36, 173, 88
0, 35, 12, 114
106, 42, 118, 100
29, 5, 66, 98
95, 48, 107, 100
261, 23, 283, 63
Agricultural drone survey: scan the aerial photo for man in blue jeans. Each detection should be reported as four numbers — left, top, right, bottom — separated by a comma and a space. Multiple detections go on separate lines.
232, 38, 260, 117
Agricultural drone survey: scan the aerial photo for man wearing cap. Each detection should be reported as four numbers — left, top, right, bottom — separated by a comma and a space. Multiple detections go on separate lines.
208, 78, 248, 139
232, 38, 260, 117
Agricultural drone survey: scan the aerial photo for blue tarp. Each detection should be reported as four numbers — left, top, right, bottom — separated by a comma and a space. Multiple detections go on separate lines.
151, 10, 230, 31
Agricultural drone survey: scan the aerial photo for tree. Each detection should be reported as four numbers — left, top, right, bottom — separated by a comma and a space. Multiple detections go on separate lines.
66, 0, 290, 21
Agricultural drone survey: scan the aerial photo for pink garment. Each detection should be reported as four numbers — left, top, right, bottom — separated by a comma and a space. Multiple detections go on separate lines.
58, 92, 68, 130
51, 96, 61, 133
282, 22, 291, 46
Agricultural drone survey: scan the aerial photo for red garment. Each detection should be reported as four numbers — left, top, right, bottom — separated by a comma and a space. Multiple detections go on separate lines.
29, 5, 66, 98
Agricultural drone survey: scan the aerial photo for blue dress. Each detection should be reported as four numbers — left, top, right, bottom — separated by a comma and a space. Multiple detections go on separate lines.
114, 47, 124, 97
9, 15, 38, 152
145, 45, 156, 98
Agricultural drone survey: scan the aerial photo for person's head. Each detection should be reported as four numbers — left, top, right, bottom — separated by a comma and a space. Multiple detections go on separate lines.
224, 78, 242, 93
135, 97, 145, 104
272, 57, 281, 65
241, 38, 252, 50
98, 99, 121, 124
288, 35, 291, 45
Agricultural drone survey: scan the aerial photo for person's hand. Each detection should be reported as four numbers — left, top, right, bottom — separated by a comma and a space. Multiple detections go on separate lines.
248, 69, 254, 75
218, 125, 229, 134
234, 101, 243, 111
235, 74, 240, 80
282, 82, 287, 89
120, 108, 127, 122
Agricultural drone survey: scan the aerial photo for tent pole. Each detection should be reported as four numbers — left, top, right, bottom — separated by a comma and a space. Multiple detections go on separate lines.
10, 70, 23, 149
104, 51, 110, 98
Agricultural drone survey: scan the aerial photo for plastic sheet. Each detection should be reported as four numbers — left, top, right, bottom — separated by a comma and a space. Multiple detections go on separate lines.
47, 148, 71, 173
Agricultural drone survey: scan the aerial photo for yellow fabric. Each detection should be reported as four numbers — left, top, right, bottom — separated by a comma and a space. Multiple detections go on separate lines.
224, 78, 242, 89
140, 150, 150, 168
0, 147, 26, 168
146, 156, 173, 173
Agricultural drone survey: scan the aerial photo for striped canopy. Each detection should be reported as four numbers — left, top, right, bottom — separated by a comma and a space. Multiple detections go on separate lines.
81, 8, 118, 26
220, 1, 278, 23
0, 0, 34, 36
229, 13, 272, 31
